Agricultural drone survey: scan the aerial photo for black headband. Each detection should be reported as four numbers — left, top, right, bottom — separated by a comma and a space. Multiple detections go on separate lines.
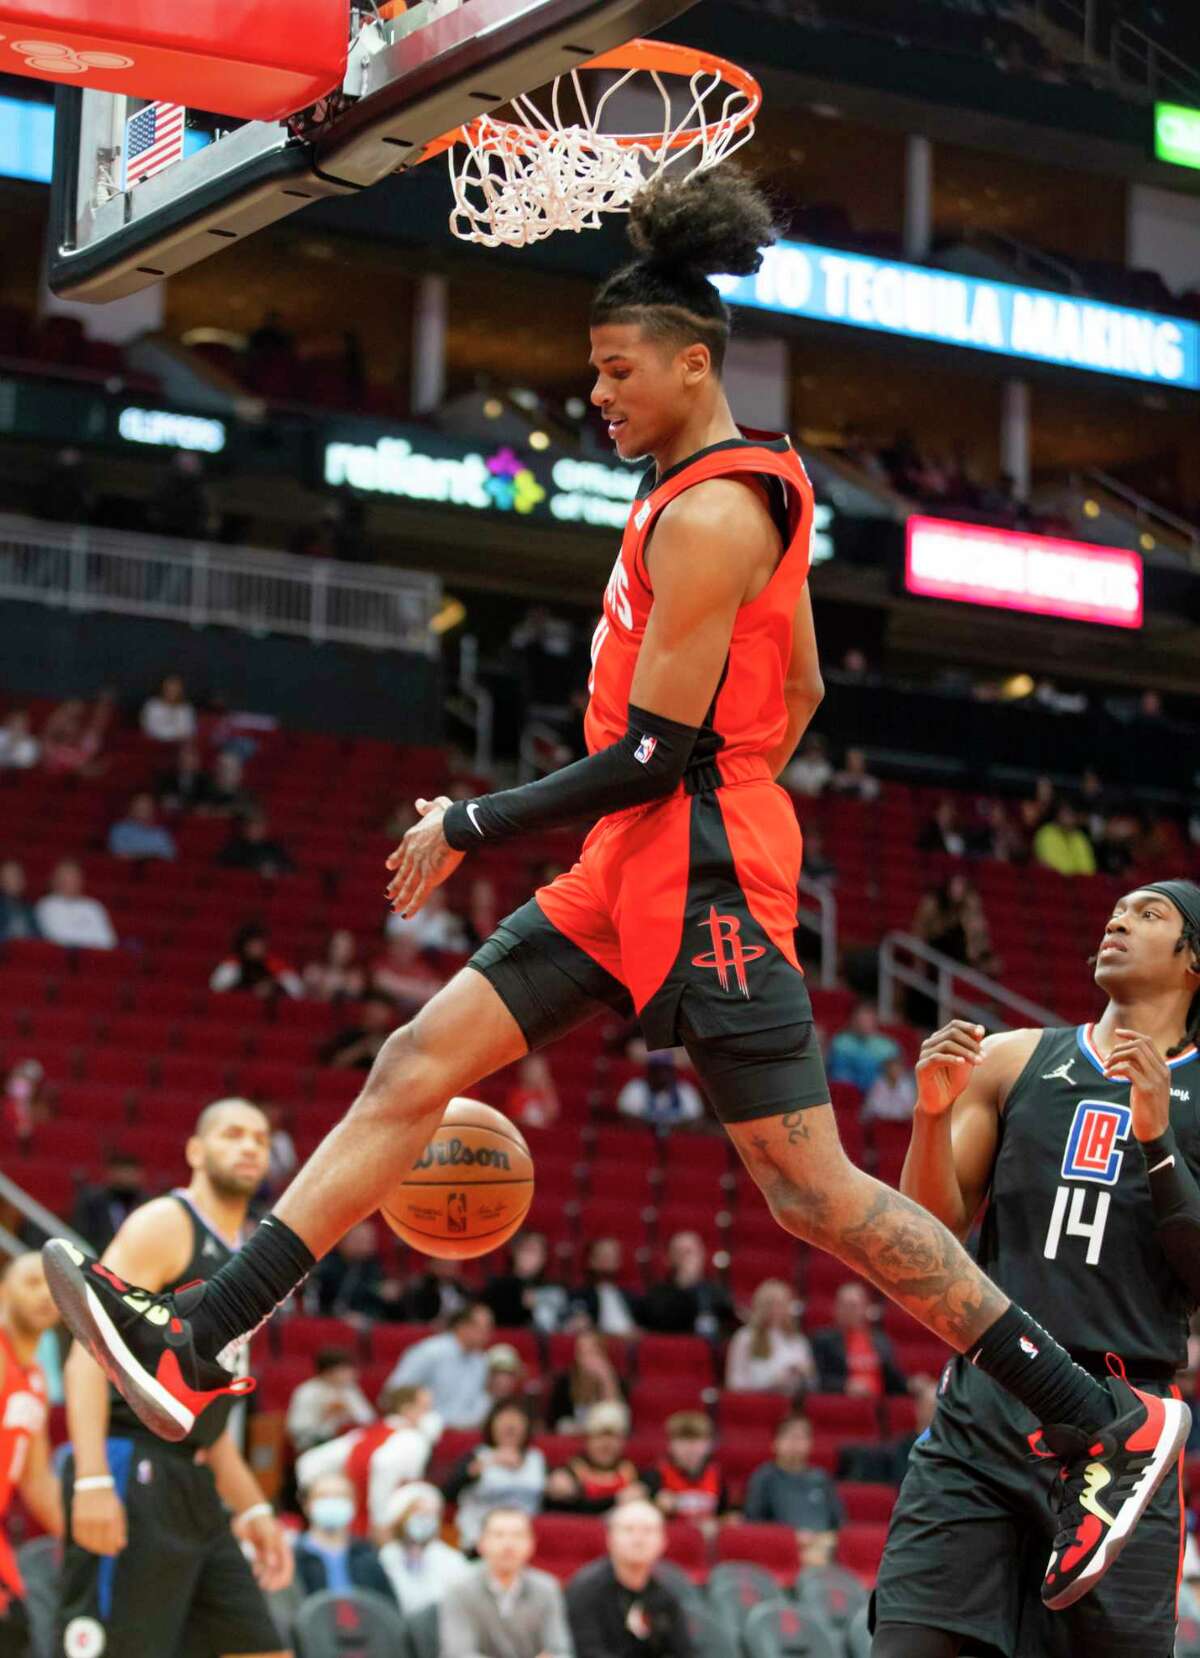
1142, 881, 1200, 941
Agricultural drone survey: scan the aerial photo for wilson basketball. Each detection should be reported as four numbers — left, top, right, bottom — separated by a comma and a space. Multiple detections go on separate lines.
381, 1098, 534, 1260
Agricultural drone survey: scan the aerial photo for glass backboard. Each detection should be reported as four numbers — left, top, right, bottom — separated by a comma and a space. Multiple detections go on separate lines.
47, 0, 692, 302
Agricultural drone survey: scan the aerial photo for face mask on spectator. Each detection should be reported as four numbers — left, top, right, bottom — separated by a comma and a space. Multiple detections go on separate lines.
403, 1513, 438, 1544
311, 1496, 355, 1532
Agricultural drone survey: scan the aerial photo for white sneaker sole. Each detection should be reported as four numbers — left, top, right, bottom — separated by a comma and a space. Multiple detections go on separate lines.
1043, 1394, 1192, 1611
42, 1239, 195, 1443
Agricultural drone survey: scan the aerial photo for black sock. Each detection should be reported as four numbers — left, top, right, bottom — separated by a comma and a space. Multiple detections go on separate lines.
970, 1304, 1113, 1431
191, 1216, 316, 1359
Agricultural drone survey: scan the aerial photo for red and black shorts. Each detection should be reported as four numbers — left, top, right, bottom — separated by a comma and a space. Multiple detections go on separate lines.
468, 775, 830, 1123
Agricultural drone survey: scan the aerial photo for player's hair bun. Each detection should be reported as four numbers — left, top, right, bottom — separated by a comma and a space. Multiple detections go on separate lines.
626, 165, 777, 278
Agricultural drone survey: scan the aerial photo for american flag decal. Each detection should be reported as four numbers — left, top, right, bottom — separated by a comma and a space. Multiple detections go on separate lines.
122, 101, 185, 189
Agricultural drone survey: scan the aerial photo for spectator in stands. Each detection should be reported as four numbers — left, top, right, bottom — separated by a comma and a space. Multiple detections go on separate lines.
1018, 775, 1057, 835
912, 875, 996, 974
443, 1400, 547, 1551
263, 1101, 298, 1199
321, 989, 400, 1069
3, 1058, 47, 1150
616, 1051, 705, 1130
638, 1232, 733, 1340
642, 1412, 725, 1535
567, 1499, 695, 1658
545, 1402, 643, 1514
140, 674, 197, 744
484, 1344, 529, 1410
812, 1282, 907, 1398
378, 1482, 471, 1613
725, 1279, 817, 1394
862, 1055, 918, 1123
1094, 810, 1139, 878
830, 747, 880, 801
825, 1003, 899, 1096
286, 1345, 376, 1454
506, 1053, 561, 1130
1033, 800, 1097, 877
370, 932, 445, 1012
210, 922, 303, 1000
0, 861, 40, 942
917, 798, 967, 857
1078, 767, 1110, 840
312, 1219, 402, 1321
483, 1232, 567, 1331
402, 1253, 471, 1323
782, 732, 832, 797
296, 1384, 442, 1533
151, 450, 213, 540
205, 750, 257, 816
0, 711, 39, 770
547, 1330, 626, 1432
155, 740, 213, 813
34, 859, 116, 951
386, 1302, 495, 1429
743, 1413, 843, 1567
297, 929, 362, 1003
567, 1238, 638, 1338
293, 1470, 397, 1602
41, 692, 113, 777
385, 886, 471, 954
107, 792, 177, 861
71, 1151, 146, 1255
801, 826, 837, 885
439, 1507, 572, 1658
216, 810, 295, 878
968, 799, 1025, 863
839, 1373, 939, 1485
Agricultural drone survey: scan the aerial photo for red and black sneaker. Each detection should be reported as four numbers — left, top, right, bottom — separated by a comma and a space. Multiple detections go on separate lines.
42, 1239, 254, 1443
1039, 1376, 1190, 1611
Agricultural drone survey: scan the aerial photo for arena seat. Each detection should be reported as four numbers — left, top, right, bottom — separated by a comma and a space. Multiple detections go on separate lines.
662, 1519, 709, 1580
278, 1317, 365, 1360
531, 1513, 606, 1579
741, 1600, 841, 1658
804, 1394, 880, 1441
837, 1482, 897, 1523
793, 1562, 869, 1632
714, 1523, 800, 1583
291, 1587, 407, 1658
837, 1522, 890, 1583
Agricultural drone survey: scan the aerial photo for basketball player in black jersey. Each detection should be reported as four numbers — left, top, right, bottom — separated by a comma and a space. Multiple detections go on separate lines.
58, 1099, 291, 1658
872, 880, 1200, 1658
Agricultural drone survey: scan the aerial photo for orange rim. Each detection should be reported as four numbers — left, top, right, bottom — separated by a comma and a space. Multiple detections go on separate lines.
424, 38, 760, 161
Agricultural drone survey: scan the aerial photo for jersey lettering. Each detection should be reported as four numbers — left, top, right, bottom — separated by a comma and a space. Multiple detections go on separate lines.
1060, 1100, 1131, 1186
1044, 1185, 1111, 1266
588, 617, 609, 695
603, 556, 633, 630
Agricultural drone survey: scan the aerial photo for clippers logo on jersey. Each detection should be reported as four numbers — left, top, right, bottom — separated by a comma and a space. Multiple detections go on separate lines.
634, 734, 657, 765
691, 906, 766, 997
1060, 1099, 1132, 1186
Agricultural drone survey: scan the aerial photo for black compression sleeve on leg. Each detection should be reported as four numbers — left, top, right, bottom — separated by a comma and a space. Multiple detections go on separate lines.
1140, 1125, 1200, 1296
872, 1622, 963, 1658
442, 702, 700, 850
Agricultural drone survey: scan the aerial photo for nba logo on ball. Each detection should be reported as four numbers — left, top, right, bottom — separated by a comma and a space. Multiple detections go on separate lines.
447, 1192, 467, 1233
64, 1617, 106, 1656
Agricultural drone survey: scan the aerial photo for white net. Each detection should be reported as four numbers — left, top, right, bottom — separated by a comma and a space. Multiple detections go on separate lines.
446, 50, 760, 248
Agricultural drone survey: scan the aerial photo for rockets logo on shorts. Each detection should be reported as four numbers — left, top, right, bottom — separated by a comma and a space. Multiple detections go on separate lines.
634, 734, 657, 765
63, 1617, 106, 1656
1060, 1100, 1132, 1187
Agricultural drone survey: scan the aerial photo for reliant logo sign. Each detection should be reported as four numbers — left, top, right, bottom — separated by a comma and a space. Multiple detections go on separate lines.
905, 517, 1143, 629
713, 241, 1200, 391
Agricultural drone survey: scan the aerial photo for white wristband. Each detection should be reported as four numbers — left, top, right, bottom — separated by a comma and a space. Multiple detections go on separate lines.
237, 1502, 273, 1526
74, 1476, 115, 1492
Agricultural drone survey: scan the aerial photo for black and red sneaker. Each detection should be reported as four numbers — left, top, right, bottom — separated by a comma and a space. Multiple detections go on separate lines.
1038, 1376, 1190, 1611
42, 1239, 254, 1443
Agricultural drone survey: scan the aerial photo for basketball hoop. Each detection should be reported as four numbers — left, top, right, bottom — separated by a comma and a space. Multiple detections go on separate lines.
435, 39, 762, 249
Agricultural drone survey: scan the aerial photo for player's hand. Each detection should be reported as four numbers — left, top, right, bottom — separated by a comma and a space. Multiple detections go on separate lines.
237, 1512, 294, 1592
385, 796, 464, 917
71, 1485, 127, 1556
1105, 1028, 1171, 1142
915, 1020, 985, 1117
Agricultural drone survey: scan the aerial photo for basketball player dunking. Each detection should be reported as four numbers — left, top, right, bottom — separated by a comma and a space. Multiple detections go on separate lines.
43, 168, 1189, 1611
0, 1254, 60, 1658
872, 880, 1200, 1658
57, 1100, 291, 1658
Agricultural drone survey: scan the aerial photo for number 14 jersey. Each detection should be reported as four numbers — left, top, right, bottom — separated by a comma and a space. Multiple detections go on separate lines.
978, 1022, 1200, 1370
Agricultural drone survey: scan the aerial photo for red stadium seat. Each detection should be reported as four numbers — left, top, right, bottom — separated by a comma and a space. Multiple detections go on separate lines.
715, 1521, 800, 1583
367, 1324, 439, 1364
837, 1482, 897, 1524
277, 1317, 365, 1360
720, 1392, 793, 1435
531, 1514, 606, 1580
804, 1394, 880, 1440
662, 1520, 708, 1581
837, 1521, 890, 1583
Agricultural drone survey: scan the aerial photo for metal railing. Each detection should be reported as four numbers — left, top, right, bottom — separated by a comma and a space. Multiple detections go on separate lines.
879, 931, 1064, 1032
1112, 19, 1200, 102
0, 1169, 86, 1254
0, 513, 442, 656
1079, 470, 1200, 562
797, 875, 838, 989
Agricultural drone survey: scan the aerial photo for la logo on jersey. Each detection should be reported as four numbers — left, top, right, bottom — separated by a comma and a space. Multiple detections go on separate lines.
1060, 1099, 1132, 1186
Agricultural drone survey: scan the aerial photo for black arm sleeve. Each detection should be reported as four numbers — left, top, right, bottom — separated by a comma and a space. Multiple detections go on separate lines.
1140, 1125, 1200, 1297
441, 703, 700, 851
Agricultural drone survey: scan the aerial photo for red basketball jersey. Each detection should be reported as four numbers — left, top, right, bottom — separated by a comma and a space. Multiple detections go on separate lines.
584, 432, 815, 780
0, 1328, 48, 1598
